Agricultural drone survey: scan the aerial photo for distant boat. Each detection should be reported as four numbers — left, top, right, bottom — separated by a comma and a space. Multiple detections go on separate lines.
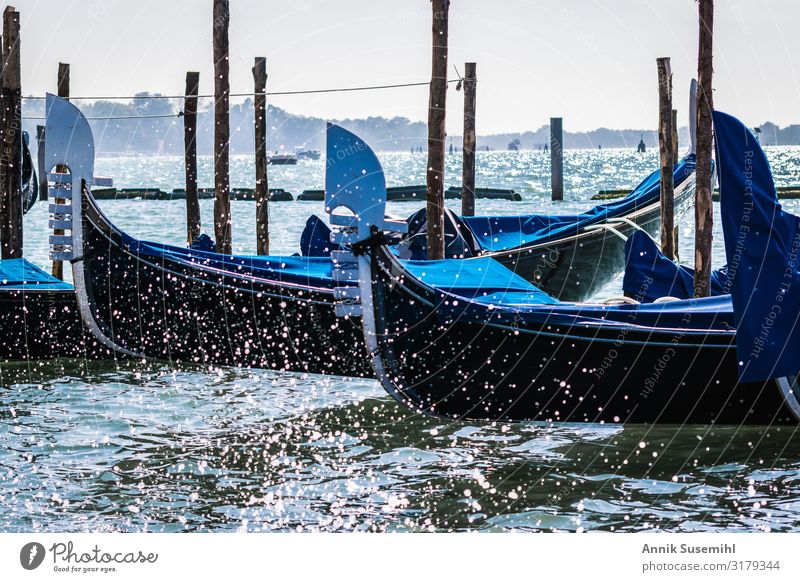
295, 147, 321, 161
267, 153, 298, 165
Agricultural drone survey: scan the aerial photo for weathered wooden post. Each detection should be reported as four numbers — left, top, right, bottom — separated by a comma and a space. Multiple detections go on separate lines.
183, 71, 200, 245
213, 0, 232, 255
694, 0, 714, 298
657, 57, 675, 260
253, 57, 269, 255
671, 109, 679, 166
550, 117, 563, 201
672, 107, 680, 258
36, 125, 47, 201
0, 6, 22, 259
461, 62, 477, 217
51, 62, 70, 279
57, 62, 69, 103
426, 0, 449, 260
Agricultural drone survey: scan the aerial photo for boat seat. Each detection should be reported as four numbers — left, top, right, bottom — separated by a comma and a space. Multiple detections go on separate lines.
653, 296, 681, 303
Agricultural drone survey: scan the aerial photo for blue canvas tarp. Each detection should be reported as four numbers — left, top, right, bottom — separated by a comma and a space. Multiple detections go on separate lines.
622, 231, 730, 302
402, 255, 558, 305
300, 215, 341, 257
714, 110, 800, 383
0, 258, 73, 290
123, 234, 336, 289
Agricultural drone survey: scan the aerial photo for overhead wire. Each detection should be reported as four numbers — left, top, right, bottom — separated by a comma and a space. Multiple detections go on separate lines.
23, 79, 460, 102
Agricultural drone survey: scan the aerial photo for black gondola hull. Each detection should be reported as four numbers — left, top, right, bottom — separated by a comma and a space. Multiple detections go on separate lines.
0, 288, 112, 361
368, 247, 795, 425
77, 191, 370, 377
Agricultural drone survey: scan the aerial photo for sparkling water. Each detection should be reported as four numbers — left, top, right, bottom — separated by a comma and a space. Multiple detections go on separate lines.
4, 148, 800, 532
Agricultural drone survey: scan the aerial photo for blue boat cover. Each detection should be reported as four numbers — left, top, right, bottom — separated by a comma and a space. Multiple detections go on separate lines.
122, 233, 336, 289
714, 110, 800, 383
405, 251, 737, 332
300, 215, 341, 257
462, 155, 696, 252
398, 207, 482, 260
401, 255, 558, 305
0, 258, 73, 290
189, 233, 216, 253
622, 231, 730, 302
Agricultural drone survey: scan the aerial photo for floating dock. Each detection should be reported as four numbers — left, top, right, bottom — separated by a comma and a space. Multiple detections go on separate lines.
92, 187, 294, 201
299, 185, 520, 202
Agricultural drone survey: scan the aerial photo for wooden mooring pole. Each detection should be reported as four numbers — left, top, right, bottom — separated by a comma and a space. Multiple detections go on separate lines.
0, 6, 22, 259
461, 62, 477, 217
550, 117, 563, 201
657, 57, 675, 260
426, 0, 449, 260
671, 108, 679, 166
253, 56, 269, 255
183, 71, 200, 245
213, 0, 232, 255
694, 0, 714, 298
36, 125, 47, 201
672, 108, 680, 259
51, 62, 69, 279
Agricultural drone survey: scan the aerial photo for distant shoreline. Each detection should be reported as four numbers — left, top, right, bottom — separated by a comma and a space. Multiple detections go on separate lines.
22, 96, 796, 155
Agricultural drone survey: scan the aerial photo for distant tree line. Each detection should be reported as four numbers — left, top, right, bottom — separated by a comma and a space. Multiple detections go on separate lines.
22, 94, 795, 155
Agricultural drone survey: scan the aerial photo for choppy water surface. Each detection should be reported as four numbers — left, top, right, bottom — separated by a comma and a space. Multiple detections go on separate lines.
4, 148, 800, 532
3, 361, 800, 532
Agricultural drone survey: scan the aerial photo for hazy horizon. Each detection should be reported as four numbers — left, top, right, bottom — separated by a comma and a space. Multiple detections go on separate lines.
18, 0, 800, 134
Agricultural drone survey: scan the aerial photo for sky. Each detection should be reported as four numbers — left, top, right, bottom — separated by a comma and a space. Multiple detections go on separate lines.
16, 0, 800, 134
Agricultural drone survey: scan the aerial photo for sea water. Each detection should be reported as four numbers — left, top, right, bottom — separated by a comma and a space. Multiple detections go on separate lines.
2, 148, 800, 532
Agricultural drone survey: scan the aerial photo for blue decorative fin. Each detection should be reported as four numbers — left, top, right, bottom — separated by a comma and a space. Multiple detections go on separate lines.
324, 123, 406, 244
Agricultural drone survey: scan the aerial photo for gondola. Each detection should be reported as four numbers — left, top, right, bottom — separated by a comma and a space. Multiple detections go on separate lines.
459, 155, 696, 301
44, 95, 373, 377
393, 81, 705, 301
326, 111, 800, 425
